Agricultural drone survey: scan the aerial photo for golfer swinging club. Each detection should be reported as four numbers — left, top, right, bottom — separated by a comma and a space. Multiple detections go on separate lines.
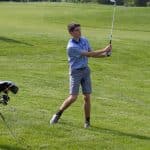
50, 23, 112, 128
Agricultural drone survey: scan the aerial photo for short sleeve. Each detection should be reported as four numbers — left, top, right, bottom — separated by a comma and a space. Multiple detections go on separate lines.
86, 39, 92, 52
67, 47, 82, 58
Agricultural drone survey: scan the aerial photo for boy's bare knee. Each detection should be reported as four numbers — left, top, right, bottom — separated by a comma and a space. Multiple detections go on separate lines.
69, 95, 78, 103
83, 94, 90, 102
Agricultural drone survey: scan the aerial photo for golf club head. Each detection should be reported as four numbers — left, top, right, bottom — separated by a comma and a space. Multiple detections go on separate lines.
9, 84, 19, 94
0, 94, 10, 105
0, 81, 19, 94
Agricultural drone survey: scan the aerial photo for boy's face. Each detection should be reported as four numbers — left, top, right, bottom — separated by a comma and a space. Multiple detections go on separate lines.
70, 27, 81, 39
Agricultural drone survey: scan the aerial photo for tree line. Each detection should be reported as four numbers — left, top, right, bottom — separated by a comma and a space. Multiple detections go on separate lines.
0, 0, 149, 7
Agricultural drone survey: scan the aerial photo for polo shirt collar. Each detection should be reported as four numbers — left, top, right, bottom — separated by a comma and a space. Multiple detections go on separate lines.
72, 37, 81, 44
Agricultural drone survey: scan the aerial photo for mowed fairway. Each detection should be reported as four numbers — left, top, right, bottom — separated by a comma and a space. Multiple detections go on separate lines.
0, 2, 150, 150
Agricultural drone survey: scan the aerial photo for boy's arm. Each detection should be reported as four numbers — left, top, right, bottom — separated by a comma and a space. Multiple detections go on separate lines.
81, 45, 112, 58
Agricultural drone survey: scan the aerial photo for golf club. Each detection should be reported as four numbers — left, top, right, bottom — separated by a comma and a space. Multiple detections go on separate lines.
0, 112, 18, 141
106, 0, 116, 56
0, 81, 19, 105
110, 0, 116, 45
0, 81, 31, 149
0, 109, 31, 149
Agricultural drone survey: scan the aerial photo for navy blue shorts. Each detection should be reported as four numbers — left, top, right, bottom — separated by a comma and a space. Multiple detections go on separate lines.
69, 67, 92, 95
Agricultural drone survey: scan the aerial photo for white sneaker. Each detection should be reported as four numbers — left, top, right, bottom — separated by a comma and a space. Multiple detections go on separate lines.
84, 122, 90, 128
50, 114, 60, 124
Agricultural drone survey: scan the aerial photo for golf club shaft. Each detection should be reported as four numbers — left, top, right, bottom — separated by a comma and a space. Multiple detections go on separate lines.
110, 1, 116, 44
0, 112, 31, 149
0, 112, 17, 140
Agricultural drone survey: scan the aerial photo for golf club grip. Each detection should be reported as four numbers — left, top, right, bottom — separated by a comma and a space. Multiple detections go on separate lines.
109, 40, 112, 44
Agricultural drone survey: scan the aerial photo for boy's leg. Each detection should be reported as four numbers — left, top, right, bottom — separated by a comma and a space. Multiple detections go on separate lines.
81, 67, 92, 128
83, 94, 91, 128
50, 95, 78, 124
59, 95, 78, 112
50, 71, 81, 124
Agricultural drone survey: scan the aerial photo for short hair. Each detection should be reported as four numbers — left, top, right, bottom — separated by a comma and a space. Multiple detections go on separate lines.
67, 23, 80, 32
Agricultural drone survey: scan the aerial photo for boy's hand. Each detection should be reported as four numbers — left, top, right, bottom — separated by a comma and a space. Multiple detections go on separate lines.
103, 45, 112, 57
104, 44, 112, 52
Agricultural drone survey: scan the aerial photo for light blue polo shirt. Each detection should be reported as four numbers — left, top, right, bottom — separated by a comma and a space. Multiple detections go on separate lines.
67, 37, 92, 72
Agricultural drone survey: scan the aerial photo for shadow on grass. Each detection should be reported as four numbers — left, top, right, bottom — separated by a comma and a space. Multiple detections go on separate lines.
0, 144, 26, 150
91, 126, 150, 141
60, 121, 150, 141
0, 36, 33, 46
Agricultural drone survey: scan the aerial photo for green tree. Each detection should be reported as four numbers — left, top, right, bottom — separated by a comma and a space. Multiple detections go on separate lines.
124, 0, 135, 6
96, 0, 124, 5
134, 0, 148, 6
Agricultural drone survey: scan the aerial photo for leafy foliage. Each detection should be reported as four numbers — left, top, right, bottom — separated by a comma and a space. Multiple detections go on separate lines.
0, 0, 149, 6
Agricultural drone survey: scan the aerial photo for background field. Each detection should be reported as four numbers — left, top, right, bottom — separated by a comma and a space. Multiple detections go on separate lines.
0, 2, 150, 150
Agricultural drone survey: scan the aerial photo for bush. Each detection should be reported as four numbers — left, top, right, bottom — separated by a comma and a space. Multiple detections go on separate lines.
124, 0, 135, 6
134, 0, 148, 6
48, 0, 61, 1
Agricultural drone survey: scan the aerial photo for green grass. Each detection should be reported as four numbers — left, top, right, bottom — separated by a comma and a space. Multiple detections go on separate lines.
0, 2, 150, 150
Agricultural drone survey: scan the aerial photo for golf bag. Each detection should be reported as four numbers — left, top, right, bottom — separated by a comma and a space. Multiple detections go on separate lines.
0, 81, 19, 105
